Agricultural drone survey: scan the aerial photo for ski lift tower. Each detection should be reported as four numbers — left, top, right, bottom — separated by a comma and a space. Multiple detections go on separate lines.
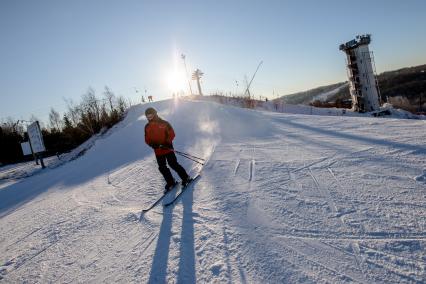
339, 34, 381, 112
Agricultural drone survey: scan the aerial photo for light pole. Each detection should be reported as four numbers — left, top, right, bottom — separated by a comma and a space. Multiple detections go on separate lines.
181, 54, 193, 96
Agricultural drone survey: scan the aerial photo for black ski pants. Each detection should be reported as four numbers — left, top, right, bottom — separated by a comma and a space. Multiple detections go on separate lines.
156, 152, 189, 184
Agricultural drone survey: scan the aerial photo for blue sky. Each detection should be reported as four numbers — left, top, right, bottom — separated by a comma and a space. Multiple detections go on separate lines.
1, 0, 426, 122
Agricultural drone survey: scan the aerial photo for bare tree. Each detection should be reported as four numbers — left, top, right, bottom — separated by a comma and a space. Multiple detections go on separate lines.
49, 108, 62, 131
64, 99, 81, 127
1, 117, 24, 135
28, 115, 47, 129
82, 88, 101, 123
78, 88, 102, 135
100, 102, 109, 127
117, 96, 127, 115
127, 97, 133, 107
103, 86, 116, 113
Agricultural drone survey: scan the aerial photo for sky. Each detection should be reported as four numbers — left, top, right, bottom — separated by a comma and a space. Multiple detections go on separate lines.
1, 0, 426, 123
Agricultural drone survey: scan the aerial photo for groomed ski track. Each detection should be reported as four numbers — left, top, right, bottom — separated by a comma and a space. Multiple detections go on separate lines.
1, 99, 425, 283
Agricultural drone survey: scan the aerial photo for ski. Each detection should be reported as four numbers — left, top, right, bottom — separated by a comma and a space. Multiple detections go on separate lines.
139, 183, 179, 219
164, 174, 201, 207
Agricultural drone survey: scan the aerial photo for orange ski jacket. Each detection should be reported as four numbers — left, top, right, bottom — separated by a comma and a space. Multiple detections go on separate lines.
144, 117, 175, 156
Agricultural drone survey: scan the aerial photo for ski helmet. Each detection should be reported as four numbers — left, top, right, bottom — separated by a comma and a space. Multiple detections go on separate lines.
145, 107, 157, 116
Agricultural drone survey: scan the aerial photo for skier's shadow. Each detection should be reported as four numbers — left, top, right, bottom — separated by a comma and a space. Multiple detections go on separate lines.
176, 182, 196, 284
148, 183, 196, 284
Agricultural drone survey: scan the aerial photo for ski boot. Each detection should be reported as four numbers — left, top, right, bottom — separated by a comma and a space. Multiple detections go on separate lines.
181, 177, 194, 187
164, 180, 178, 193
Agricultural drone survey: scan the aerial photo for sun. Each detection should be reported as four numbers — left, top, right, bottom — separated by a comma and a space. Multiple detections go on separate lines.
165, 68, 186, 94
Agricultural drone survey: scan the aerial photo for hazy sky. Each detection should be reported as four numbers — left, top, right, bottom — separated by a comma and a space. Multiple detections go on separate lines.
1, 0, 426, 122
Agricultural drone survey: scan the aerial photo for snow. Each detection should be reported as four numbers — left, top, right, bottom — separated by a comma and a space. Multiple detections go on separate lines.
1, 98, 425, 283
311, 83, 349, 102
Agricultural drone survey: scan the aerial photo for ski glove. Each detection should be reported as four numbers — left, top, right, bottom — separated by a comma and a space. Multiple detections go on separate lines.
149, 143, 160, 149
149, 143, 171, 149
159, 144, 172, 149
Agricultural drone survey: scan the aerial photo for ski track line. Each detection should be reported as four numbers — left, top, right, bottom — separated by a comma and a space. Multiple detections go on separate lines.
359, 243, 426, 270
73, 180, 124, 208
71, 191, 102, 209
258, 155, 368, 282
68, 230, 158, 283
319, 240, 358, 259
119, 232, 160, 277
139, 231, 159, 253
367, 240, 426, 262
217, 150, 352, 282
233, 158, 241, 176
282, 243, 364, 283
263, 178, 292, 189
286, 152, 304, 192
108, 163, 145, 187
233, 147, 243, 176
4, 202, 141, 281
363, 257, 423, 283
284, 238, 366, 283
275, 238, 362, 283
294, 164, 370, 283
4, 227, 43, 249
274, 229, 426, 241
4, 226, 75, 278
222, 226, 252, 284
327, 166, 378, 283
350, 242, 370, 283
278, 204, 323, 224
4, 219, 68, 252
358, 246, 426, 282
318, 240, 371, 283
311, 166, 360, 232
249, 160, 255, 182
105, 179, 123, 204
307, 167, 339, 216
195, 205, 251, 283
290, 150, 344, 175
11, 242, 57, 273
249, 146, 255, 182
108, 192, 122, 204
244, 147, 356, 281
330, 198, 426, 210
291, 157, 329, 173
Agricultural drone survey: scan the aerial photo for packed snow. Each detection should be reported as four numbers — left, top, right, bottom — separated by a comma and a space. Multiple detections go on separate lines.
1, 99, 425, 283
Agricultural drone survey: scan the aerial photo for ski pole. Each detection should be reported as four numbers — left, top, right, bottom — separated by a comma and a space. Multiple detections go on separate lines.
175, 152, 205, 165
160, 146, 206, 162
176, 152, 205, 165
173, 151, 205, 165
173, 150, 206, 162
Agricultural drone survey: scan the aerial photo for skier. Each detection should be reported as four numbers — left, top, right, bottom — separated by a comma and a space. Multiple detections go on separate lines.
144, 107, 192, 192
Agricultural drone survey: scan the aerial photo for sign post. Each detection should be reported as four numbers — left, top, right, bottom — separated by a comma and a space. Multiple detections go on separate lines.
27, 121, 46, 169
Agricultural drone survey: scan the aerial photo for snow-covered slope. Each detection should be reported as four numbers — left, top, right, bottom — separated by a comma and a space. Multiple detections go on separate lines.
311, 82, 349, 102
1, 99, 425, 283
